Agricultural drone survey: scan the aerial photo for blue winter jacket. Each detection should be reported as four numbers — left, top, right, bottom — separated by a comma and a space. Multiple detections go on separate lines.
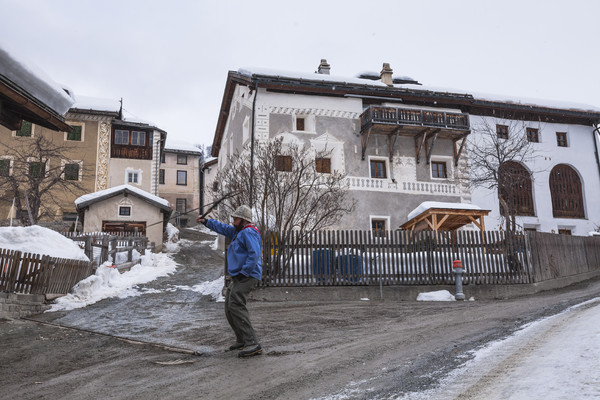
205, 219, 263, 281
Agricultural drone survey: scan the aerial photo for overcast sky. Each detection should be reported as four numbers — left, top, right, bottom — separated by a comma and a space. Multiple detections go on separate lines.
1, 0, 599, 146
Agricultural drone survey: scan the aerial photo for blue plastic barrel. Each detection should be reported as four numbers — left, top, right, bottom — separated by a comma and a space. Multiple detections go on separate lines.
312, 249, 333, 281
336, 254, 362, 282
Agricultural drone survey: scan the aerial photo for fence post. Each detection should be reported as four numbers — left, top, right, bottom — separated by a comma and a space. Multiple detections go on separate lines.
110, 236, 118, 264
100, 236, 109, 264
127, 238, 133, 262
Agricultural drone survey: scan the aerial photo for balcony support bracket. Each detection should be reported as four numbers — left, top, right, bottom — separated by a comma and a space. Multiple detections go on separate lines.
388, 127, 401, 163
453, 133, 469, 166
425, 129, 440, 165
361, 127, 372, 161
414, 128, 431, 164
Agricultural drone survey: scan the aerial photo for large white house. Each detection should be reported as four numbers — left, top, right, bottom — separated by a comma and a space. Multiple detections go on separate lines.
209, 60, 600, 236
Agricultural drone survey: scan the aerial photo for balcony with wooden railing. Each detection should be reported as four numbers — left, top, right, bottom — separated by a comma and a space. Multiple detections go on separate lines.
359, 105, 471, 165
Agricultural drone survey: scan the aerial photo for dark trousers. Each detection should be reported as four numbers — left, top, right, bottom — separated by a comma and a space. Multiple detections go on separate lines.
225, 275, 259, 346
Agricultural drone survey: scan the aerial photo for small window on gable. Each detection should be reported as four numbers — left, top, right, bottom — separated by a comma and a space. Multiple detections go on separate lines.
296, 117, 305, 131
67, 125, 82, 141
370, 159, 387, 179
527, 128, 540, 143
432, 161, 448, 179
315, 157, 331, 174
119, 206, 132, 216
556, 132, 568, 147
275, 155, 293, 172
177, 154, 187, 165
16, 121, 32, 137
496, 124, 509, 139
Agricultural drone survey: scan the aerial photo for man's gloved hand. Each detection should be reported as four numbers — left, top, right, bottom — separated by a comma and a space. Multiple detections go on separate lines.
196, 216, 207, 225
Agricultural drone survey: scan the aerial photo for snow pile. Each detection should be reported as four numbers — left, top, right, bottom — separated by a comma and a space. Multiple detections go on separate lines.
417, 290, 456, 302
0, 226, 88, 261
191, 276, 225, 302
48, 252, 178, 311
166, 223, 179, 242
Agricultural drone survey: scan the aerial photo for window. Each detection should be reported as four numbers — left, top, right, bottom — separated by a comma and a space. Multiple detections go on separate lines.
177, 154, 188, 165
62, 212, 78, 222
431, 161, 447, 179
159, 169, 165, 184
296, 117, 305, 131
0, 159, 10, 176
526, 128, 539, 143
556, 132, 568, 147
131, 131, 146, 146
29, 161, 45, 178
119, 206, 132, 216
370, 159, 387, 178
275, 155, 292, 172
67, 125, 82, 141
372, 219, 386, 237
128, 172, 139, 184
161, 152, 165, 163
496, 124, 509, 139
177, 170, 187, 185
176, 198, 187, 214
64, 163, 80, 181
16, 121, 32, 137
498, 161, 535, 216
558, 229, 572, 235
315, 157, 331, 174
549, 164, 584, 218
115, 129, 129, 145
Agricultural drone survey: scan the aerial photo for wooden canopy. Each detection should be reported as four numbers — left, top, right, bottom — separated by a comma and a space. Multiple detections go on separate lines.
400, 207, 490, 232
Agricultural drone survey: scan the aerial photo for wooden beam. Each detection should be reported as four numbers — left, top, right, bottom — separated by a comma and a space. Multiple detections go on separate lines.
361, 127, 372, 161
389, 126, 401, 163
453, 133, 468, 166
425, 129, 440, 165
414, 128, 430, 164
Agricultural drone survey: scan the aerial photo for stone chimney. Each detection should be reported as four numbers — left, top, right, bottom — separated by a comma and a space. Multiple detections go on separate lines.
380, 62, 394, 86
317, 59, 331, 75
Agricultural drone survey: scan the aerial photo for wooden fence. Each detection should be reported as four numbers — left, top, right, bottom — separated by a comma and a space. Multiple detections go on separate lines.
260, 230, 600, 287
62, 232, 149, 265
0, 248, 94, 295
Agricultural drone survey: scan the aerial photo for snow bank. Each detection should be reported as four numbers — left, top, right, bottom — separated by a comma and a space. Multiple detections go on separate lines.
174, 276, 225, 303
48, 252, 178, 311
0, 226, 88, 261
417, 290, 456, 302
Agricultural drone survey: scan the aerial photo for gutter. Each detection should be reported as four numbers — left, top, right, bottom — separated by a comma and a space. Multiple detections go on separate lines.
593, 124, 600, 186
250, 85, 258, 204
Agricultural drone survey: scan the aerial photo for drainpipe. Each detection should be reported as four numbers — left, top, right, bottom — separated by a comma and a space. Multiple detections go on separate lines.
250, 85, 258, 205
199, 155, 205, 214
593, 124, 600, 186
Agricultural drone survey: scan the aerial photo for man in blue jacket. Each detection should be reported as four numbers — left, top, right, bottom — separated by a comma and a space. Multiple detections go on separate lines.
196, 205, 263, 358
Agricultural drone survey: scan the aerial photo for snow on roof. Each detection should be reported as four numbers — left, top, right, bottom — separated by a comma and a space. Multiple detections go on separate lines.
71, 94, 158, 127
239, 67, 600, 113
75, 184, 170, 209
407, 201, 483, 221
164, 140, 202, 154
0, 225, 89, 261
0, 40, 74, 115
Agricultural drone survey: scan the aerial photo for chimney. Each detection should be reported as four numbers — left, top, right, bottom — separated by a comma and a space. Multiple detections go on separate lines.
317, 59, 331, 75
380, 62, 393, 86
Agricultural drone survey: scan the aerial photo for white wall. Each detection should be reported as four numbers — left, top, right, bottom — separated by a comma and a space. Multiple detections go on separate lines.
470, 115, 600, 235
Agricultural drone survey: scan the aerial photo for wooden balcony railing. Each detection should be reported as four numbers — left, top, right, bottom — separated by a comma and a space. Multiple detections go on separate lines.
360, 106, 470, 132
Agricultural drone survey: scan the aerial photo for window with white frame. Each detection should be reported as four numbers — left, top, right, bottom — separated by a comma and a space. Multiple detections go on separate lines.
177, 170, 187, 185
65, 123, 84, 141
370, 216, 390, 238
125, 169, 142, 185
369, 157, 388, 179
62, 160, 83, 181
14, 121, 33, 137
430, 156, 452, 180
119, 206, 132, 216
0, 156, 13, 177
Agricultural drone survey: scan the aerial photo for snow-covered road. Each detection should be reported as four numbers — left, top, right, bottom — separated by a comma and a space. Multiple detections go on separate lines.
399, 298, 600, 400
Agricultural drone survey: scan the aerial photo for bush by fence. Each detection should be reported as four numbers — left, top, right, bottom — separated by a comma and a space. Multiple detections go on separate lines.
0, 248, 94, 295
261, 230, 600, 287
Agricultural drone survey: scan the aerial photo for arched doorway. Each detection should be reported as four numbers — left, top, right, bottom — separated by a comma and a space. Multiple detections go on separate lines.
549, 164, 585, 218
498, 161, 535, 216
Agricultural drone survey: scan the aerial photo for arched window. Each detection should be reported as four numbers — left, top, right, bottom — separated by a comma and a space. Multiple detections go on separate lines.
498, 161, 535, 216
549, 164, 585, 218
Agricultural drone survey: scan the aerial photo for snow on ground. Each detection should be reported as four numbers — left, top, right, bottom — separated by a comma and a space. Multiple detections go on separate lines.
0, 226, 88, 261
174, 276, 225, 303
395, 298, 600, 400
416, 290, 456, 302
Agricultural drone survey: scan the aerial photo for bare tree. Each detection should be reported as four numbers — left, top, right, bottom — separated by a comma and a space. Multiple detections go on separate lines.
467, 117, 542, 235
0, 135, 90, 225
209, 137, 356, 274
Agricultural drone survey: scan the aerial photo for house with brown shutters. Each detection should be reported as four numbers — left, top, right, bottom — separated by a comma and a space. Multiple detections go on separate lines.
209, 60, 600, 236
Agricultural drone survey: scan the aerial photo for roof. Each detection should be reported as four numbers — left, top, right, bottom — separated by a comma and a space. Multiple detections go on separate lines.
164, 139, 203, 155
0, 43, 73, 131
75, 184, 171, 213
401, 202, 490, 232
211, 67, 600, 157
